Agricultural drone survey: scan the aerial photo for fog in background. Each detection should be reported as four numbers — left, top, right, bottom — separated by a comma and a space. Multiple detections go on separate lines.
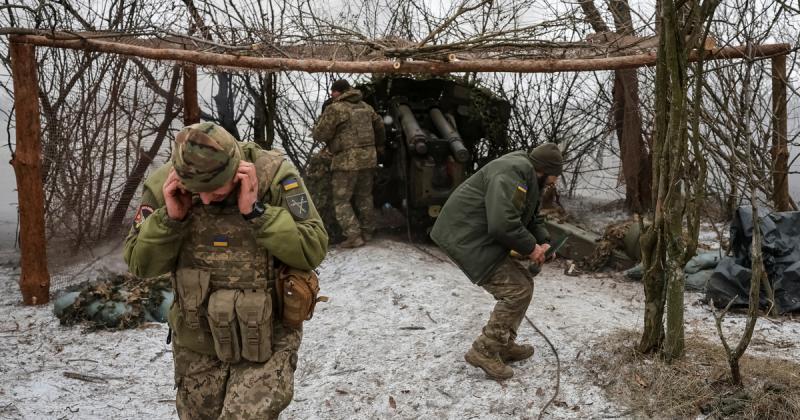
0, 91, 16, 250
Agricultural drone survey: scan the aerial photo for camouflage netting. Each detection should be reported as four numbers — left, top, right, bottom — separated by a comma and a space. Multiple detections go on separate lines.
54, 271, 173, 330
580, 220, 637, 271
357, 75, 512, 167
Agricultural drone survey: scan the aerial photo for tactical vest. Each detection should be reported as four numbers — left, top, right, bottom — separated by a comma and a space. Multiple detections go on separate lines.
331, 102, 375, 153
168, 150, 284, 363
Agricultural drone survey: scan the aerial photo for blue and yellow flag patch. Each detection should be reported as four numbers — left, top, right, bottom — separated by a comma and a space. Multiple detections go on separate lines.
517, 184, 528, 193
281, 178, 300, 191
212, 234, 229, 247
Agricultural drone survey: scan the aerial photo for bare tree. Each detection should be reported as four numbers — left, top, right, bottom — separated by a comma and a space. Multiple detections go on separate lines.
579, 0, 652, 214
638, 0, 721, 361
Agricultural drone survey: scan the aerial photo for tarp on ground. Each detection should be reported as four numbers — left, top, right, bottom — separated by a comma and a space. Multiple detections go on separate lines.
706, 207, 800, 313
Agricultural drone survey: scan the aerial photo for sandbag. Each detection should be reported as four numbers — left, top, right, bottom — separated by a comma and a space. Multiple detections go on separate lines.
624, 264, 644, 280
684, 251, 723, 274
54, 272, 173, 329
685, 270, 713, 292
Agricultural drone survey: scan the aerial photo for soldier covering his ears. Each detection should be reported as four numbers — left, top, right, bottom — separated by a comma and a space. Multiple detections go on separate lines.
124, 122, 328, 419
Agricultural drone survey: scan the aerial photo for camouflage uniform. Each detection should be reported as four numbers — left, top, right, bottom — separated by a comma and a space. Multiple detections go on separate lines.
312, 89, 385, 240
124, 123, 328, 419
304, 150, 343, 242
473, 258, 534, 354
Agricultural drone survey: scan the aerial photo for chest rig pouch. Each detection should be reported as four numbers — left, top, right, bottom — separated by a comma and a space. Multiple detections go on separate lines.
171, 202, 273, 363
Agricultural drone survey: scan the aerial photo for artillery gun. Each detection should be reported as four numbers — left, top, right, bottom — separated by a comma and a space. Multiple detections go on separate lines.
307, 76, 512, 241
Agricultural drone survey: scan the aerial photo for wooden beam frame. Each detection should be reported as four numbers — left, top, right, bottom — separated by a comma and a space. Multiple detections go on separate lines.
11, 34, 791, 74
1, 32, 793, 308
183, 64, 200, 124
9, 40, 50, 305
771, 54, 792, 211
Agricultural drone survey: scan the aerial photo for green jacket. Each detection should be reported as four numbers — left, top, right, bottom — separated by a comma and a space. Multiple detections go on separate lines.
124, 143, 328, 277
430, 151, 550, 284
312, 89, 385, 171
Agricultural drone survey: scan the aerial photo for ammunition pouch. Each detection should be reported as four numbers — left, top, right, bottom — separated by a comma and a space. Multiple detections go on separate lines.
277, 267, 326, 329
235, 289, 273, 363
174, 268, 211, 329
172, 267, 276, 363
169, 269, 215, 355
207, 289, 242, 363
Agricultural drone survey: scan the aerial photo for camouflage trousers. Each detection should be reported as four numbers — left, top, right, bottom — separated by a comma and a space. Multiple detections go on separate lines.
172, 322, 303, 420
332, 169, 375, 238
474, 257, 534, 353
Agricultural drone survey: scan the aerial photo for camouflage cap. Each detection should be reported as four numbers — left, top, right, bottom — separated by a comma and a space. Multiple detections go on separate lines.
172, 122, 242, 192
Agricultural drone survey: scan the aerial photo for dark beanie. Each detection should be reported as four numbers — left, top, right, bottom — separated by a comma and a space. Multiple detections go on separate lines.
331, 79, 351, 93
528, 143, 563, 176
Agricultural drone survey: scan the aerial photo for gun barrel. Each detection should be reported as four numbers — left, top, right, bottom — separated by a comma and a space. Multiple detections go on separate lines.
429, 108, 470, 163
396, 104, 428, 154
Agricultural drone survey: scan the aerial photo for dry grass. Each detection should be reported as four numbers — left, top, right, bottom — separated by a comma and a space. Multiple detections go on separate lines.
586, 330, 800, 419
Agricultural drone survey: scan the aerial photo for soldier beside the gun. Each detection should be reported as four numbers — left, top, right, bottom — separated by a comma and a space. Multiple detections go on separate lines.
312, 79, 386, 248
430, 143, 563, 380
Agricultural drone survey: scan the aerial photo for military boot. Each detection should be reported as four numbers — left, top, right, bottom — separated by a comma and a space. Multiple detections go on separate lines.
500, 342, 535, 363
339, 235, 365, 248
362, 231, 374, 242
464, 344, 513, 380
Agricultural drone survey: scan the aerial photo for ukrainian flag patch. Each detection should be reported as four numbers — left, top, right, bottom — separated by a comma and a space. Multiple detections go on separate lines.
281, 178, 300, 191
517, 184, 528, 193
212, 234, 229, 247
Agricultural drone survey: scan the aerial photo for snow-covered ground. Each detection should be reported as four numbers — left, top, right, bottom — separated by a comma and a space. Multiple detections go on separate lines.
1, 239, 798, 419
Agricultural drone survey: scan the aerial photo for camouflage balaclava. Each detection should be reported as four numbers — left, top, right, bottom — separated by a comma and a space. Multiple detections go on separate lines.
172, 122, 242, 192
528, 143, 563, 176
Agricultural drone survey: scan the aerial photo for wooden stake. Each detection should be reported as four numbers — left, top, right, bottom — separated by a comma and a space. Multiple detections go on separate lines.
771, 54, 791, 211
9, 39, 50, 305
183, 64, 200, 125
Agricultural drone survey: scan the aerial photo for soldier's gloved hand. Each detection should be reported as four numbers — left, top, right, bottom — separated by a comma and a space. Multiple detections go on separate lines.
236, 161, 259, 215
164, 169, 192, 221
529, 243, 550, 266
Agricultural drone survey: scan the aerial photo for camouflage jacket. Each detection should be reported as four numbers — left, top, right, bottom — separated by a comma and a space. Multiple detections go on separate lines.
124, 142, 329, 278
430, 151, 550, 284
312, 89, 385, 171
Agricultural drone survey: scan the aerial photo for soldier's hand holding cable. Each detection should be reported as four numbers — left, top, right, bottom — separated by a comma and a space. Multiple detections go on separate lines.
529, 243, 551, 266
236, 161, 259, 215
164, 169, 192, 221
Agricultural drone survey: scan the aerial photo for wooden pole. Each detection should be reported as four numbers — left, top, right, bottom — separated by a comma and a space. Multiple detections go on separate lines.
771, 54, 791, 211
183, 64, 200, 125
9, 39, 50, 305
12, 34, 792, 74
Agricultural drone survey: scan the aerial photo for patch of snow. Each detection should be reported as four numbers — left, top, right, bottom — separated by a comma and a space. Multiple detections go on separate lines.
1, 238, 798, 419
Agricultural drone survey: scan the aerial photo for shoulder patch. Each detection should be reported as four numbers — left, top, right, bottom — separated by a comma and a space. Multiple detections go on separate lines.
285, 190, 310, 220
281, 177, 300, 191
517, 184, 528, 193
133, 204, 154, 230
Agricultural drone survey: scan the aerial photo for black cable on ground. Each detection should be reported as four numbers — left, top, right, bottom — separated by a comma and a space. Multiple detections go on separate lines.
525, 315, 561, 420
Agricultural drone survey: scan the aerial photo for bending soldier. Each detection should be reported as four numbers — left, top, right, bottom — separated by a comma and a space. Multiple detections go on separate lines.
431, 143, 563, 380
312, 79, 386, 248
124, 122, 328, 419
